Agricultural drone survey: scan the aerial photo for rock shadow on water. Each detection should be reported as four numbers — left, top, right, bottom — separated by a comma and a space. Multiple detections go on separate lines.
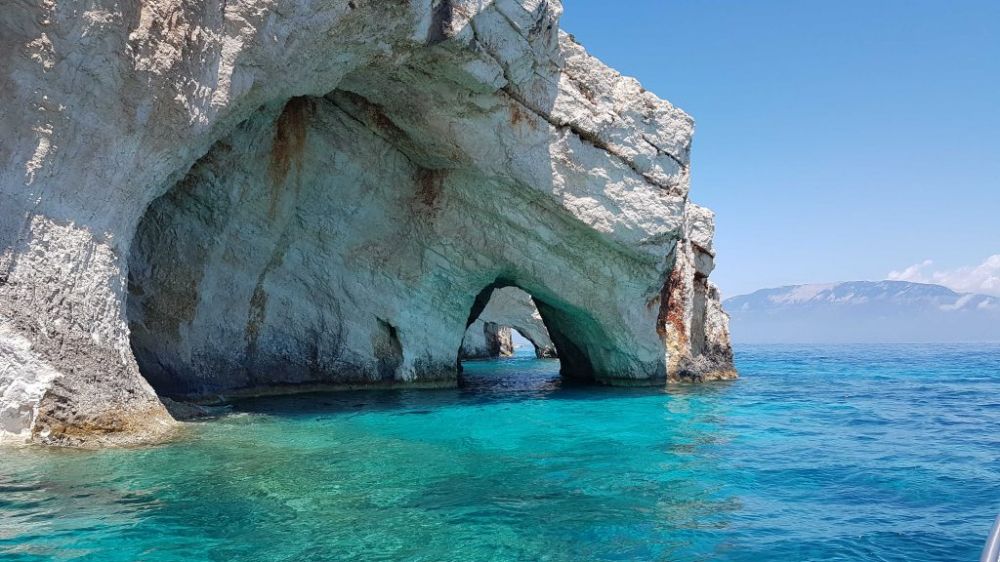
216, 357, 740, 422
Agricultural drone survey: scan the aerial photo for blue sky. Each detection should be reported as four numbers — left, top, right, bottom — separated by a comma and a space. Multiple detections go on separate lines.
561, 1, 1000, 297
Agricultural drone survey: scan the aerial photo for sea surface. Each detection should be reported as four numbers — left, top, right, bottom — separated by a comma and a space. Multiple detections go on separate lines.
2, 344, 999, 561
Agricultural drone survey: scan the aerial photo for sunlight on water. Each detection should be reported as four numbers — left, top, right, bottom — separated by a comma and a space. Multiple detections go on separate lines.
2, 345, 999, 561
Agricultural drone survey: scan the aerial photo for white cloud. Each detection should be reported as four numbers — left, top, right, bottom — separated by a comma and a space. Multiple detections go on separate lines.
887, 259, 933, 282
888, 255, 1000, 296
940, 294, 975, 311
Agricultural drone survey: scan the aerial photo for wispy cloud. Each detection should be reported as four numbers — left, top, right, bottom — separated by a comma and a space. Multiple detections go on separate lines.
888, 255, 1000, 296
887, 259, 933, 282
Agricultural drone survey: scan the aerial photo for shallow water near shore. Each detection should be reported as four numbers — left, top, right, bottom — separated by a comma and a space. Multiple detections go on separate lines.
2, 344, 999, 561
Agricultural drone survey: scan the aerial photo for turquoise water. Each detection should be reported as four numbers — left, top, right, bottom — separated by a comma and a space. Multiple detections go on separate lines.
2, 344, 999, 561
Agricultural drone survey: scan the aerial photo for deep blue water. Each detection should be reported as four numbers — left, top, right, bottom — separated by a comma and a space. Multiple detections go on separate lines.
2, 344, 999, 561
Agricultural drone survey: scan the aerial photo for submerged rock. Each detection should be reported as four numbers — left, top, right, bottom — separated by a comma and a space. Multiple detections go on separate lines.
461, 287, 556, 359
158, 397, 220, 421
0, 0, 734, 446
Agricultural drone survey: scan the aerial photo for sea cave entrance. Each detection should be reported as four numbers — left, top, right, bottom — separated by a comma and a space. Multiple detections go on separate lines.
122, 90, 604, 402
458, 286, 558, 362
124, 86, 637, 402
456, 281, 611, 387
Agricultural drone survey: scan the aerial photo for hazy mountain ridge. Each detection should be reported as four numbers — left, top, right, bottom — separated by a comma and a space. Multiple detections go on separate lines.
725, 281, 1000, 343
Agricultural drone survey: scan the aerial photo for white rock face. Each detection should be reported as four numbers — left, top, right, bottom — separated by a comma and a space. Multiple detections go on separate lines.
0, 327, 62, 443
460, 287, 556, 359
462, 323, 515, 360
0, 0, 734, 446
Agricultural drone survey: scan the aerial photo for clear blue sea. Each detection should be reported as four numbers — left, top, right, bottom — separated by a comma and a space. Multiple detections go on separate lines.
2, 344, 999, 561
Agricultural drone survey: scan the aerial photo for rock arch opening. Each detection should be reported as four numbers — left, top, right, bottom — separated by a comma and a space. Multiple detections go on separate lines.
459, 286, 557, 361
457, 282, 608, 383
509, 328, 538, 356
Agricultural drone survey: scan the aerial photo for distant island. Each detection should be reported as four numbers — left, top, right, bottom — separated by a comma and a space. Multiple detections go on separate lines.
725, 281, 1000, 343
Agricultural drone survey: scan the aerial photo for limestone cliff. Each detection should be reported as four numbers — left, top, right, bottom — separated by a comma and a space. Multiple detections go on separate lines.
0, 0, 735, 446
460, 287, 556, 359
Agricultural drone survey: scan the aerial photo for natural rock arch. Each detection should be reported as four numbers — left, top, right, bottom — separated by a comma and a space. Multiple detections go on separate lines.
460, 286, 557, 360
126, 90, 667, 397
458, 282, 613, 381
0, 0, 735, 446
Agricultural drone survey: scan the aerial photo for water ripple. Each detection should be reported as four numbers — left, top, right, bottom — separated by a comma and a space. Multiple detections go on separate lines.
1, 344, 998, 561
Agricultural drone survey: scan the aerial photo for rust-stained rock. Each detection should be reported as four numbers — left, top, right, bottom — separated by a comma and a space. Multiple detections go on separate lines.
662, 205, 737, 382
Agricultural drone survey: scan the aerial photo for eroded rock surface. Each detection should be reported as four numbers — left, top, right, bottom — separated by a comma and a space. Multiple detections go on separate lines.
462, 323, 515, 360
461, 287, 556, 359
661, 204, 737, 382
0, 0, 734, 446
